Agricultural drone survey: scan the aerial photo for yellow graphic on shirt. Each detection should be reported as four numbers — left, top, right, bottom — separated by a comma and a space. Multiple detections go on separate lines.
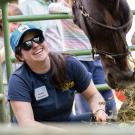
62, 81, 75, 91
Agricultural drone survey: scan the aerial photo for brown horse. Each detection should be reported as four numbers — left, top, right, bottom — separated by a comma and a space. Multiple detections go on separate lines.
72, 0, 134, 89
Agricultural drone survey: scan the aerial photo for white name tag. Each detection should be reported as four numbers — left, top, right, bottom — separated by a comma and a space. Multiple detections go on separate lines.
34, 86, 49, 100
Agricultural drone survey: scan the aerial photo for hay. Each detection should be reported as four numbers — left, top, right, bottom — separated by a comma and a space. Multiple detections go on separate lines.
117, 88, 135, 122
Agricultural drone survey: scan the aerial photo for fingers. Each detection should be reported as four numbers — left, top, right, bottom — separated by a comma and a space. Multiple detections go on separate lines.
94, 109, 108, 122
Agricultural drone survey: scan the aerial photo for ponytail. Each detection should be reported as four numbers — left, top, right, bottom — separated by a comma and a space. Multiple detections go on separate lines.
49, 52, 68, 89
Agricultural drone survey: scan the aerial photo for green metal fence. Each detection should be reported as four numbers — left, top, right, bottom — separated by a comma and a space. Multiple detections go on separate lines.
0, 0, 135, 123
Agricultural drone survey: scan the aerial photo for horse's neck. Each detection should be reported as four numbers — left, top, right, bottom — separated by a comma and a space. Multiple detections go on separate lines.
100, 0, 120, 15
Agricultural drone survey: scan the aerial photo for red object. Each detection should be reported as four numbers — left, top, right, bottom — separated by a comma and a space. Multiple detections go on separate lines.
115, 91, 126, 102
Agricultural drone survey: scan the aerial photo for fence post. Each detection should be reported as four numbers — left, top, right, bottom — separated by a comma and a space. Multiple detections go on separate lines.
0, 1, 13, 123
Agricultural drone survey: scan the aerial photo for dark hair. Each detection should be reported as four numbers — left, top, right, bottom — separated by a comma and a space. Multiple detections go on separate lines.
49, 52, 68, 89
15, 46, 23, 62
15, 49, 69, 89
15, 46, 21, 55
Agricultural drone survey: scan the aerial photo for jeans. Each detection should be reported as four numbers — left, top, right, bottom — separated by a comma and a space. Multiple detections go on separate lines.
75, 59, 116, 116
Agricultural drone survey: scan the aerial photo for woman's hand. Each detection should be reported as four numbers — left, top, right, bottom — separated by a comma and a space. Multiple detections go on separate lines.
94, 109, 108, 122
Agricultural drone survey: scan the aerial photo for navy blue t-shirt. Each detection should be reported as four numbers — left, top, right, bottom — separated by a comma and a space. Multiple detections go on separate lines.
8, 56, 92, 122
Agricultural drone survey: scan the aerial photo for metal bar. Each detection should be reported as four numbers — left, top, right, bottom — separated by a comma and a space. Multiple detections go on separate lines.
64, 46, 135, 56
2, 3, 12, 81
129, 45, 135, 51
1, 2, 13, 123
0, 1, 14, 8
7, 10, 135, 23
8, 14, 73, 22
10, 46, 135, 62
96, 84, 110, 91
64, 49, 92, 56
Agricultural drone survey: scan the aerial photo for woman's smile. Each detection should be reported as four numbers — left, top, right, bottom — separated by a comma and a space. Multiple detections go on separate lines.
33, 48, 44, 55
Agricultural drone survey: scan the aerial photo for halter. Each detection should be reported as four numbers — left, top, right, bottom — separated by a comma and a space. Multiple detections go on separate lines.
73, 0, 133, 60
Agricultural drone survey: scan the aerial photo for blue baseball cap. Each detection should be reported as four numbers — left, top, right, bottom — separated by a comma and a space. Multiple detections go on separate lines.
10, 24, 43, 53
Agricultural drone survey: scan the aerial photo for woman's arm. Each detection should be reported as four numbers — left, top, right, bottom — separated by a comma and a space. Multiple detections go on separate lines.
10, 101, 64, 131
81, 80, 107, 122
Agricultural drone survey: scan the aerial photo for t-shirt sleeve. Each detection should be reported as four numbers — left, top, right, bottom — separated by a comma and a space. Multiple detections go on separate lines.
67, 57, 92, 93
8, 74, 32, 102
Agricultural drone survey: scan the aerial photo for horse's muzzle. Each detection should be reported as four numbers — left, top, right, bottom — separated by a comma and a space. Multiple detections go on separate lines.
105, 69, 135, 89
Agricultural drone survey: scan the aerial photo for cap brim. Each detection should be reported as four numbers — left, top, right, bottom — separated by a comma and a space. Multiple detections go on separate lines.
17, 28, 43, 47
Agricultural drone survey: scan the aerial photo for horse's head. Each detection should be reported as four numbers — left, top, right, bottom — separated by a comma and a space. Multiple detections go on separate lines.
72, 0, 134, 89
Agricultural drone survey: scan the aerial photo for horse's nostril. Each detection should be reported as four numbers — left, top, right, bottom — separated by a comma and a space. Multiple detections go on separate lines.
107, 73, 113, 80
106, 72, 117, 89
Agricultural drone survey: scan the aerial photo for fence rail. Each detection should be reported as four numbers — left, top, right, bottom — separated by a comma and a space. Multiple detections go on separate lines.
8, 14, 73, 22
0, 124, 135, 135
8, 10, 135, 22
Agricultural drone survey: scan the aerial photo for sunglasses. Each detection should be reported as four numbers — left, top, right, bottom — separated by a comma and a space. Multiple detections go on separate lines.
20, 34, 45, 51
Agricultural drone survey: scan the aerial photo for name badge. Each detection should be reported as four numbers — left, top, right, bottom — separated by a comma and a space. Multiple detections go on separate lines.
34, 86, 49, 100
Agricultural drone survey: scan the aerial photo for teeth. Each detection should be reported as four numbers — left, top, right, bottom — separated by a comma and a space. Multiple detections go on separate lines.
34, 49, 43, 55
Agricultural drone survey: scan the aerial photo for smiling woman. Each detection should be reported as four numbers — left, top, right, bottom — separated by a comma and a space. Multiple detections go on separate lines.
8, 23, 108, 128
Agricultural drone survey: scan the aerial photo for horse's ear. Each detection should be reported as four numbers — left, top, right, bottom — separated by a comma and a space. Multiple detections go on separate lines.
115, 0, 120, 13
72, 3, 81, 28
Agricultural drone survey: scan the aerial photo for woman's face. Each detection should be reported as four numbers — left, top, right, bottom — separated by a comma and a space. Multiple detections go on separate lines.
19, 31, 49, 65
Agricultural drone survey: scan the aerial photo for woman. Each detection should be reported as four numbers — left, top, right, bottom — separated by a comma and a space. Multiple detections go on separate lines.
8, 24, 107, 129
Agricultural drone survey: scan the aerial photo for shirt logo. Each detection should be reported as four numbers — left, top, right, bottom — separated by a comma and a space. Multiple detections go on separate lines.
63, 81, 75, 91
34, 86, 49, 100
